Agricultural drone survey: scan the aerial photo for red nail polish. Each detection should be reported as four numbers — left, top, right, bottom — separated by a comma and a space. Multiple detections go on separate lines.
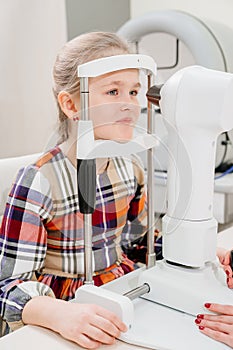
199, 326, 205, 330
226, 270, 230, 276
197, 314, 204, 319
204, 303, 211, 308
195, 319, 201, 324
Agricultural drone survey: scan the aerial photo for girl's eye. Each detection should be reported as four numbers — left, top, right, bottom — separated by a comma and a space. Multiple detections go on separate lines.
130, 90, 138, 96
107, 89, 118, 96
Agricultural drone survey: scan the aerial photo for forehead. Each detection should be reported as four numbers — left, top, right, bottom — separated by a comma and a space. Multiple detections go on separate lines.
90, 68, 140, 87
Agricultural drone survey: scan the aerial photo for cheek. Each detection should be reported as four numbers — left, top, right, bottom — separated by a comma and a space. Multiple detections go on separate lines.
89, 104, 118, 127
134, 104, 141, 118
93, 124, 114, 140
89, 102, 140, 132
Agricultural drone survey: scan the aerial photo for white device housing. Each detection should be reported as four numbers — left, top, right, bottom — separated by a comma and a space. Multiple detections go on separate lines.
74, 285, 134, 330
160, 66, 233, 267
131, 66, 233, 326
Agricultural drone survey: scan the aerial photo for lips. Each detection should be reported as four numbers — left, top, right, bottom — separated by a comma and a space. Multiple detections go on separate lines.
115, 117, 134, 125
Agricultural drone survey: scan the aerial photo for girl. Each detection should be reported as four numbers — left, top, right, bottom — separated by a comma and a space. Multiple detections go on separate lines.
0, 32, 149, 349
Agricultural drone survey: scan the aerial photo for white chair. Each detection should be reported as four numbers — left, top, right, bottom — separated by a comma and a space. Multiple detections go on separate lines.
0, 152, 42, 336
0, 153, 42, 220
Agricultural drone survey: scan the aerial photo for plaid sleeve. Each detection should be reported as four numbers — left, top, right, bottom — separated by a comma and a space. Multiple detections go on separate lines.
0, 165, 55, 330
121, 155, 147, 247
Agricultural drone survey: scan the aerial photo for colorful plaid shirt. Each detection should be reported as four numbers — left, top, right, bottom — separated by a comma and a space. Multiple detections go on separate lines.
0, 146, 147, 331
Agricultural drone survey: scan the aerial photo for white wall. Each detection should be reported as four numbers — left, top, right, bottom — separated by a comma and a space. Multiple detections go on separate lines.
126, 0, 233, 111
129, 0, 233, 79
66, 0, 130, 39
0, 0, 67, 158
130, 0, 233, 29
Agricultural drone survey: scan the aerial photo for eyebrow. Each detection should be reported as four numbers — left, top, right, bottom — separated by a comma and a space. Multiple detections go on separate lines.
101, 81, 141, 88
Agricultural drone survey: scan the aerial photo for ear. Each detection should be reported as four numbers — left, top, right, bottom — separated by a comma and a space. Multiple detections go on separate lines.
58, 91, 79, 119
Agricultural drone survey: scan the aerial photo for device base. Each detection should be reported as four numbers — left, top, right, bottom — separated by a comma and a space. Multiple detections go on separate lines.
138, 259, 233, 316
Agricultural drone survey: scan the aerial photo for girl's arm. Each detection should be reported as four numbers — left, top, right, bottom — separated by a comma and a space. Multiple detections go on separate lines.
0, 165, 127, 348
0, 165, 54, 330
22, 296, 127, 348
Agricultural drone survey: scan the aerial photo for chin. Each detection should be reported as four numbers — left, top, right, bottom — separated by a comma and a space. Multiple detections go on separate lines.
115, 126, 134, 142
95, 126, 134, 142
115, 133, 133, 143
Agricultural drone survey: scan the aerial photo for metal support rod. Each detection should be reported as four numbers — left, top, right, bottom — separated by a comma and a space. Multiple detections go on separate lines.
123, 283, 150, 301
84, 214, 94, 284
146, 74, 156, 268
79, 77, 94, 285
80, 77, 89, 121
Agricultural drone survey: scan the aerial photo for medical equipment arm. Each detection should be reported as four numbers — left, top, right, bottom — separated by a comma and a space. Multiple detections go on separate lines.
147, 65, 233, 267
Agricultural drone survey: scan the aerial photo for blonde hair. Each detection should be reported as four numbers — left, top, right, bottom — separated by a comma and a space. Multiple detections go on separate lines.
53, 31, 133, 143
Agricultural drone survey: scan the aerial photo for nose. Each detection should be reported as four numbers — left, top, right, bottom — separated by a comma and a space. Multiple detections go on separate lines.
120, 92, 138, 111
120, 103, 131, 111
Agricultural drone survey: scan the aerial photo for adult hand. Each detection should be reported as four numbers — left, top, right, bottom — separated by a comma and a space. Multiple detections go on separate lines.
195, 303, 233, 348
217, 247, 233, 288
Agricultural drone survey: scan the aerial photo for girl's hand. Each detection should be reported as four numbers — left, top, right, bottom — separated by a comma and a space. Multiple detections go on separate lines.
55, 302, 127, 349
23, 297, 127, 349
217, 247, 233, 288
195, 303, 233, 348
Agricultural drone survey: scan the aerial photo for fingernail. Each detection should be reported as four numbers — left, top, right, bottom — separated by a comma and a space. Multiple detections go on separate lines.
204, 303, 211, 308
199, 326, 205, 330
226, 270, 230, 276
227, 278, 229, 283
195, 318, 201, 324
197, 314, 204, 319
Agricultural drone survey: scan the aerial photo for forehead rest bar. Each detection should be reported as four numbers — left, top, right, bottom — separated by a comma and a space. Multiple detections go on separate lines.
77, 54, 156, 78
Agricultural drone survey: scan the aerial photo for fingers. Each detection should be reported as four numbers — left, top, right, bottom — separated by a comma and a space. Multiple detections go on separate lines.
79, 304, 127, 347
217, 249, 233, 288
204, 303, 233, 315
63, 321, 118, 348
227, 276, 233, 288
198, 326, 233, 348
78, 310, 123, 347
223, 251, 231, 266
195, 304, 233, 348
217, 247, 228, 264
84, 324, 116, 345
221, 265, 233, 288
94, 305, 128, 333
76, 334, 101, 349
91, 314, 123, 339
58, 303, 127, 348
200, 315, 233, 325
195, 317, 232, 333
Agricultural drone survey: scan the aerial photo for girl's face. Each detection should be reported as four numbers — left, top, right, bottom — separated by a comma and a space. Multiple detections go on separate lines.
87, 69, 141, 142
